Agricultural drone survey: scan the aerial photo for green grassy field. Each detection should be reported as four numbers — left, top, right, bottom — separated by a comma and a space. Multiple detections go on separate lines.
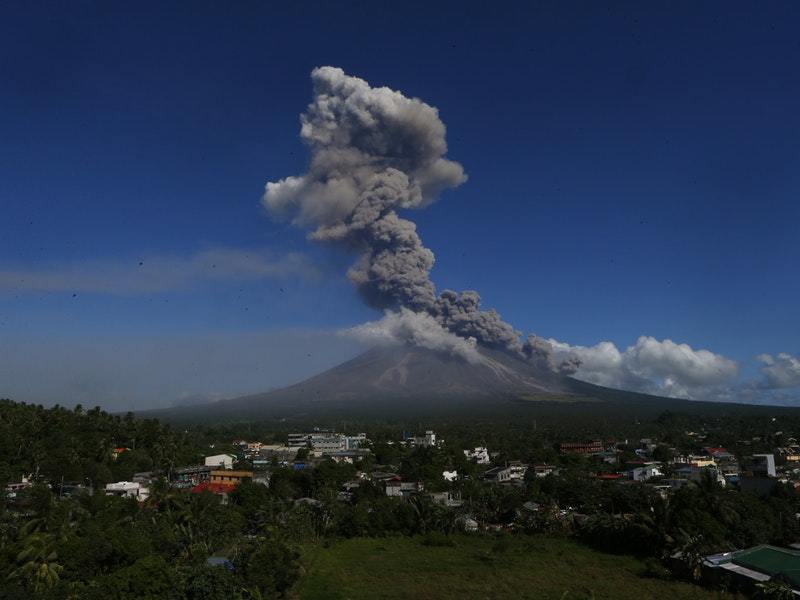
296, 535, 739, 600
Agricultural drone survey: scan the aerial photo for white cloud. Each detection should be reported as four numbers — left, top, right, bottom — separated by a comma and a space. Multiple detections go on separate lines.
342, 308, 483, 363
0, 247, 317, 295
756, 352, 800, 389
548, 335, 738, 400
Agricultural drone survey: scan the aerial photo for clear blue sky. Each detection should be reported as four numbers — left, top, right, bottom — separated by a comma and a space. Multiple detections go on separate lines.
1, 1, 798, 409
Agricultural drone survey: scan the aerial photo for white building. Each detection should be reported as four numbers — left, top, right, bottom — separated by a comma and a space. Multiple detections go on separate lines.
485, 462, 527, 483
413, 430, 437, 448
629, 464, 662, 482
204, 454, 236, 469
105, 481, 149, 501
442, 470, 458, 482
289, 431, 367, 454
463, 447, 490, 464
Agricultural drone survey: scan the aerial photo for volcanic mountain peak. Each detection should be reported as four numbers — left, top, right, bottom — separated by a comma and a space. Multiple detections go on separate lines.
209, 343, 583, 416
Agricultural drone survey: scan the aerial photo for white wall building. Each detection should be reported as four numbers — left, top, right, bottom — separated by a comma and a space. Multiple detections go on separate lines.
105, 481, 149, 501
442, 470, 458, 482
413, 430, 437, 448
464, 447, 490, 464
204, 454, 236, 469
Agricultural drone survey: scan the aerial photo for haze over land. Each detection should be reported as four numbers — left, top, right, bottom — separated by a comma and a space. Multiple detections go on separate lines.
0, 4, 798, 411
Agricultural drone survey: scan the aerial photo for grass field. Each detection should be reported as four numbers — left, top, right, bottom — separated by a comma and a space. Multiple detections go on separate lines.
296, 535, 739, 600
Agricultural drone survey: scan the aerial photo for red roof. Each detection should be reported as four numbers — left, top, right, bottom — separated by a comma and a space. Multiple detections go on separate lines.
596, 473, 625, 480
191, 482, 237, 494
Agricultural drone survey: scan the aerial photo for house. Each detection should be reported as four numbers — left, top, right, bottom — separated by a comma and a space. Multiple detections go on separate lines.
191, 470, 253, 496
4, 477, 32, 499
531, 464, 557, 478
288, 431, 367, 452
674, 464, 726, 486
484, 462, 527, 483
412, 430, 437, 448
204, 454, 236, 469
385, 478, 424, 498
684, 455, 716, 468
105, 481, 149, 501
629, 464, 662, 482
442, 470, 458, 482
210, 470, 252, 487
463, 447, 490, 464
703, 545, 800, 595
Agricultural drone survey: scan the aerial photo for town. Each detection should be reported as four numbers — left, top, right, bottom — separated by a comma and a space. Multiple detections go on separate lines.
5, 404, 800, 598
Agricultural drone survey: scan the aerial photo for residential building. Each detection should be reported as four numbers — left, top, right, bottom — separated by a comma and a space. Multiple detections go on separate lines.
629, 464, 662, 482
674, 464, 726, 486
105, 481, 149, 501
412, 430, 437, 448
442, 470, 458, 482
683, 455, 716, 468
484, 462, 527, 483
204, 454, 236, 469
385, 478, 424, 498
192, 470, 253, 495
288, 431, 367, 454
4, 477, 32, 499
210, 470, 252, 487
463, 447, 490, 464
531, 464, 557, 478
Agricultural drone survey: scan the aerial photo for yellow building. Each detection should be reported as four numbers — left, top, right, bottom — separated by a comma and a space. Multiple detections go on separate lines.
210, 470, 253, 486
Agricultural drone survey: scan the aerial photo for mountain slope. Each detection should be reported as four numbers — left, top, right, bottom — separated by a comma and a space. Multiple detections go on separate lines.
143, 344, 795, 423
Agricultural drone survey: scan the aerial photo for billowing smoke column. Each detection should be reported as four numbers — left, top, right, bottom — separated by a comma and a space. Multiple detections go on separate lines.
265, 67, 576, 372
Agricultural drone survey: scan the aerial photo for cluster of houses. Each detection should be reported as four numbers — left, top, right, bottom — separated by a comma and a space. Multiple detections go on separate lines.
551, 437, 790, 499
5, 428, 797, 525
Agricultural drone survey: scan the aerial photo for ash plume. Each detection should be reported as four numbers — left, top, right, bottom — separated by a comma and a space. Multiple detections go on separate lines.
264, 67, 566, 370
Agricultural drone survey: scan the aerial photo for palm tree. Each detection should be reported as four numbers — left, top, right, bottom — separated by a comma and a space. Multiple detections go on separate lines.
756, 579, 795, 600
675, 529, 706, 581
8, 532, 63, 592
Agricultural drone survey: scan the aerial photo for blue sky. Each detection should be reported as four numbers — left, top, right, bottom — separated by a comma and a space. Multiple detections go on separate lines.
1, 2, 798, 409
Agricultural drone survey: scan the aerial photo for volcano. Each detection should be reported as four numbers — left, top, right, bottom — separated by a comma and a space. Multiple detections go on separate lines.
144, 344, 784, 423
152, 345, 646, 421
231, 344, 575, 406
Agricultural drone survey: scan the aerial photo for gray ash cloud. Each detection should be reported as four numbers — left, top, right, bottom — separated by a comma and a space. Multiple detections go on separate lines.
264, 67, 568, 371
